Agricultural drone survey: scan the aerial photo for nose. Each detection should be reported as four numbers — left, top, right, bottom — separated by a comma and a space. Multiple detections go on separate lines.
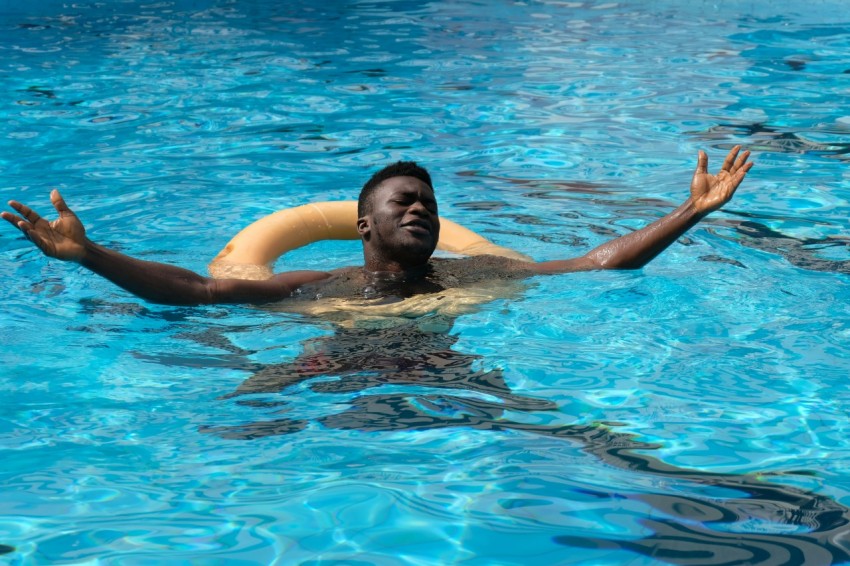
407, 199, 428, 216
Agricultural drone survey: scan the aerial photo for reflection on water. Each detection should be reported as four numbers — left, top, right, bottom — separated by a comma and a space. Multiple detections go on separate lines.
206, 314, 557, 439
692, 123, 850, 160
552, 424, 850, 563
219, 317, 555, 410
177, 309, 850, 564
717, 219, 850, 275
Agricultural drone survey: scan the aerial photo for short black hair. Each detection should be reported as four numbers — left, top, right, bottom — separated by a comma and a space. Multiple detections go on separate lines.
358, 161, 433, 217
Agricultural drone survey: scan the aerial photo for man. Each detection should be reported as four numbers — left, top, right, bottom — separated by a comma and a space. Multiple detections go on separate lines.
2, 146, 752, 305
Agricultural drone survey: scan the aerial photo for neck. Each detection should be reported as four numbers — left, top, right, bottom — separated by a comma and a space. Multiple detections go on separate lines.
362, 245, 433, 276
363, 261, 430, 281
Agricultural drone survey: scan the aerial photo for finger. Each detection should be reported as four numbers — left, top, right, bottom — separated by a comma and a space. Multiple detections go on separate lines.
10, 216, 52, 249
9, 218, 34, 241
721, 145, 741, 172
50, 189, 72, 215
695, 150, 708, 174
2, 208, 46, 249
0, 211, 24, 228
8, 200, 43, 225
732, 150, 751, 172
1, 210, 27, 230
729, 161, 754, 188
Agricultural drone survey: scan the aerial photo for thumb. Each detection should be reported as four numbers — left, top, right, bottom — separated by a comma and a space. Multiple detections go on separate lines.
50, 189, 73, 216
694, 150, 708, 175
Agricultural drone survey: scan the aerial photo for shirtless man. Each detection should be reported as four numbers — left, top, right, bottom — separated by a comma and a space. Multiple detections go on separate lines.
1, 146, 753, 305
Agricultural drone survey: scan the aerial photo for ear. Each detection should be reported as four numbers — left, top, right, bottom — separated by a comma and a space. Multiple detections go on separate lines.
357, 216, 370, 240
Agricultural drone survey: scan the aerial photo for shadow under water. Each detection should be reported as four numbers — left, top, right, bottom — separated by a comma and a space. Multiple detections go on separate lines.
692, 122, 850, 160
712, 216, 850, 276
124, 247, 850, 563
183, 310, 850, 564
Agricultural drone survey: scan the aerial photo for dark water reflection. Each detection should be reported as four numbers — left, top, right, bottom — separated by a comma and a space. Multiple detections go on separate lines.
181, 313, 850, 564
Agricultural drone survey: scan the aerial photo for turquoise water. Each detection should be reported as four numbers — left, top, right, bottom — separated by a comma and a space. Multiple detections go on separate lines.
2, 0, 850, 563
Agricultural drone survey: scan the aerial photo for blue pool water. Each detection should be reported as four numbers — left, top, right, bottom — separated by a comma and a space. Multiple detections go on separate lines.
2, 0, 850, 563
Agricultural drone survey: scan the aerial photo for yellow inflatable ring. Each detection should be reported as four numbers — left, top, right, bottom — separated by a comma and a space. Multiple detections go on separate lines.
209, 201, 530, 279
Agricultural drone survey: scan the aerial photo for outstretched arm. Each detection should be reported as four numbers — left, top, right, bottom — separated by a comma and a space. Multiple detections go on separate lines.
2, 190, 330, 305
532, 146, 753, 274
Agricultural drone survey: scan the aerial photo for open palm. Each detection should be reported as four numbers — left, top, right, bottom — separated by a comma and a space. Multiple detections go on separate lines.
1, 190, 88, 261
690, 145, 753, 214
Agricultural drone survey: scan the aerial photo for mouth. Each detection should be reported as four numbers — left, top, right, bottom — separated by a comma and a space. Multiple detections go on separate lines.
401, 219, 431, 236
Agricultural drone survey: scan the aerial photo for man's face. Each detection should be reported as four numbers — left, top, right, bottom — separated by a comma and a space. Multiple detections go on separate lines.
360, 175, 441, 268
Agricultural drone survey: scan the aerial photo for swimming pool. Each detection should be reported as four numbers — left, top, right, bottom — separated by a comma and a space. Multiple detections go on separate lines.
2, 0, 850, 563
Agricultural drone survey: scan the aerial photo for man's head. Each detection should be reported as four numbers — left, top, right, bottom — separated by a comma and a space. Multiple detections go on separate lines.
357, 161, 440, 272
357, 161, 433, 218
